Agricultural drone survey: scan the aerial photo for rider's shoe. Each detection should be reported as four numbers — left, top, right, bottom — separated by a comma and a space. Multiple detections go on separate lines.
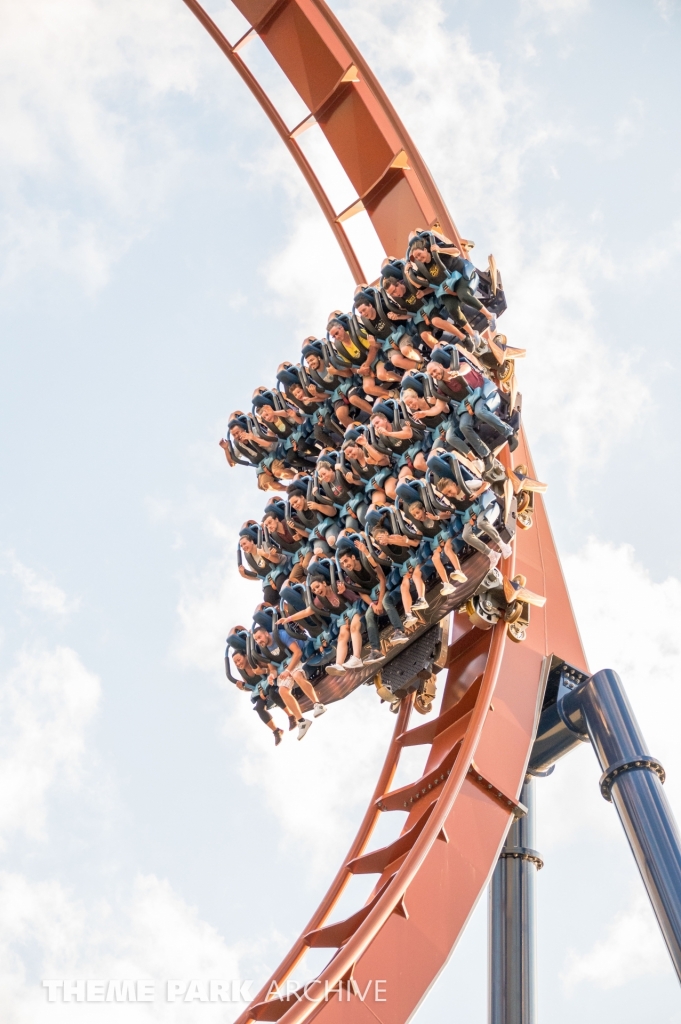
344, 655, 364, 669
364, 649, 385, 664
274, 729, 284, 746
388, 629, 409, 645
440, 582, 456, 595
412, 597, 429, 611
297, 718, 312, 740
313, 702, 327, 717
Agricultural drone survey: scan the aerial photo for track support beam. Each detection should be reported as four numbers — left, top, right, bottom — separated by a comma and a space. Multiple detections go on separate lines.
559, 668, 681, 981
488, 776, 539, 1024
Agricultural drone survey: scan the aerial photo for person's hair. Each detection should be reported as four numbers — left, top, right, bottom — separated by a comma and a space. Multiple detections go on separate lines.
408, 501, 425, 513
271, 459, 293, 480
434, 477, 453, 491
381, 270, 401, 285
402, 388, 419, 400
257, 470, 277, 491
409, 236, 431, 255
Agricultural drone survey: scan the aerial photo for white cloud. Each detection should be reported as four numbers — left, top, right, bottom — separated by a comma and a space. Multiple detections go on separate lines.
0, 647, 100, 843
561, 892, 669, 990
0, 0, 235, 288
537, 538, 681, 850
5, 552, 78, 617
563, 538, 681, 784
521, 0, 590, 16
0, 871, 247, 1021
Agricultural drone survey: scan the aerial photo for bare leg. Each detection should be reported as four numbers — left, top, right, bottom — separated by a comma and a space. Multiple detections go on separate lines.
391, 351, 422, 372
413, 566, 426, 600
363, 378, 394, 399
401, 574, 414, 617
350, 394, 375, 415
350, 615, 363, 658
278, 685, 305, 720
336, 624, 350, 665
430, 315, 466, 340
335, 405, 352, 428
289, 669, 319, 705
376, 362, 402, 383
431, 547, 449, 585
444, 536, 464, 577
384, 476, 398, 500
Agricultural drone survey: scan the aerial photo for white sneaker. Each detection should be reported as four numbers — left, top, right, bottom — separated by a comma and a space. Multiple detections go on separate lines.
450, 570, 468, 583
500, 541, 513, 559
488, 550, 501, 567
440, 582, 456, 596
326, 663, 346, 676
297, 718, 312, 740
412, 597, 429, 611
313, 702, 327, 717
404, 614, 418, 627
344, 655, 364, 669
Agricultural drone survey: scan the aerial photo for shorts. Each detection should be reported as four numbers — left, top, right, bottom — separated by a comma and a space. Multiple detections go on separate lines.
397, 433, 432, 470
277, 670, 296, 691
367, 467, 393, 493
335, 600, 365, 629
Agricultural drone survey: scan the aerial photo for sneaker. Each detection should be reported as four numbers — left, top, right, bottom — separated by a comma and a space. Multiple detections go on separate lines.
274, 729, 283, 746
326, 663, 346, 676
440, 582, 456, 596
488, 550, 501, 567
364, 648, 385, 664
450, 570, 468, 583
500, 541, 513, 559
388, 629, 409, 645
313, 702, 327, 717
412, 597, 429, 611
344, 655, 364, 669
288, 715, 297, 732
297, 718, 312, 740
404, 614, 419, 627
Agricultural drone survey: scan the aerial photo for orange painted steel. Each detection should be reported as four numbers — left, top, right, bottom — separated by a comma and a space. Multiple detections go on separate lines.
181, 0, 462, 281
180, 2, 589, 1022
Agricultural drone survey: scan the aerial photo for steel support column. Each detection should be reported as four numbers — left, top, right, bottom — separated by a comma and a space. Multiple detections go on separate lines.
560, 668, 681, 981
489, 776, 541, 1024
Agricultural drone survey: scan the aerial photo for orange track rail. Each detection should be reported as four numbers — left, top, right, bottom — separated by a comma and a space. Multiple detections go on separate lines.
179, 3, 589, 1021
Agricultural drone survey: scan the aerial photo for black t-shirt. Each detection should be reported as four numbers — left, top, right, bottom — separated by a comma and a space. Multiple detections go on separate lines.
341, 561, 377, 594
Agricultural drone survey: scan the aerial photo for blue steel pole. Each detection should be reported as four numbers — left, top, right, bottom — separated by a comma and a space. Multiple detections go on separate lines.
489, 777, 542, 1024
560, 668, 681, 980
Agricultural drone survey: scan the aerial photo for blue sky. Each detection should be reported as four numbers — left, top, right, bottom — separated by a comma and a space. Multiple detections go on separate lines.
1, 0, 681, 1020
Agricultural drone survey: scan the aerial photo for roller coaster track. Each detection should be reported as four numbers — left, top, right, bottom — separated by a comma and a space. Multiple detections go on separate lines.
180, 2, 590, 1021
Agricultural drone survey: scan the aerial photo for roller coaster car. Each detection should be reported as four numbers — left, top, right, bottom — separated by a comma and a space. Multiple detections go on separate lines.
509, 464, 547, 531
295, 536, 547, 712
464, 568, 546, 644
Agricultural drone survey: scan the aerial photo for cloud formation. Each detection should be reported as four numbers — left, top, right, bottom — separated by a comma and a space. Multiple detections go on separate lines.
0, 646, 100, 843
5, 552, 79, 617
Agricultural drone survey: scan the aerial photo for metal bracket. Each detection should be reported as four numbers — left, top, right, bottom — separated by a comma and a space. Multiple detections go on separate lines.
500, 846, 544, 870
468, 762, 527, 819
600, 755, 666, 802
